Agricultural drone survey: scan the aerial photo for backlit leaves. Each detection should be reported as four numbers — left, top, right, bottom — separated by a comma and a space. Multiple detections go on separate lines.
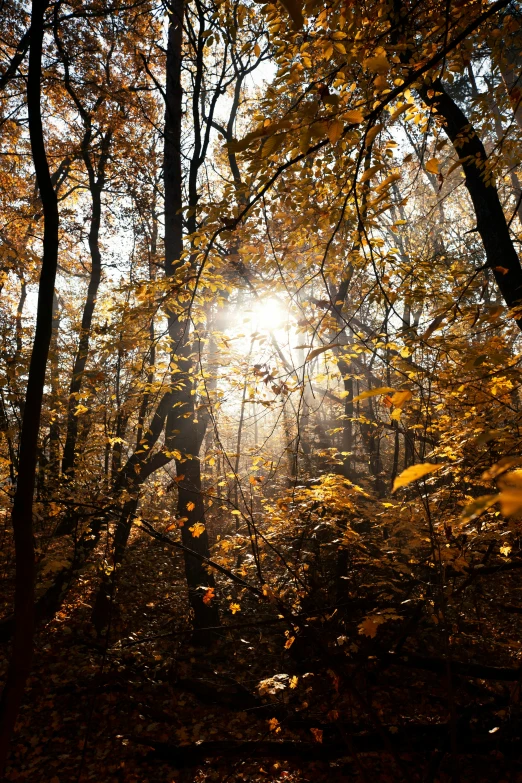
352, 387, 395, 402
392, 463, 442, 493
188, 522, 205, 537
425, 158, 441, 174
460, 494, 499, 525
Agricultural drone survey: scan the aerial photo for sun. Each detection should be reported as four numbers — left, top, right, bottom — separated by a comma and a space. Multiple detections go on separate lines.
246, 297, 289, 331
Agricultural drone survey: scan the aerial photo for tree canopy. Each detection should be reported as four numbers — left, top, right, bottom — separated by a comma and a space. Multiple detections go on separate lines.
2, 0, 522, 780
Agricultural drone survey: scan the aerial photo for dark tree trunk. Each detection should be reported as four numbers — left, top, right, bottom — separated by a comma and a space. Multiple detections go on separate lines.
419, 79, 522, 329
0, 0, 59, 769
163, 0, 219, 636
62, 135, 111, 476
91, 496, 139, 635
164, 0, 184, 279
49, 292, 61, 471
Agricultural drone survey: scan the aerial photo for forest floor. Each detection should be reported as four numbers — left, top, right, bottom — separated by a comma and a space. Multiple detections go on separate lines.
2, 522, 522, 783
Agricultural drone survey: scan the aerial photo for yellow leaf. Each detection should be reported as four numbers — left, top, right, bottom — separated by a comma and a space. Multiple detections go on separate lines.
446, 156, 471, 176
231, 509, 241, 515
227, 129, 265, 153
358, 615, 387, 638
289, 675, 298, 689
390, 408, 402, 421
365, 124, 383, 146
390, 390, 412, 409
499, 489, 522, 517
482, 456, 522, 480
376, 172, 401, 192
422, 314, 445, 339
186, 501, 195, 511
229, 602, 241, 614
306, 342, 343, 361
425, 157, 440, 174
460, 494, 499, 524
343, 109, 364, 124
165, 449, 182, 460
360, 164, 382, 183
254, 43, 261, 57
299, 125, 312, 152
500, 544, 512, 557
41, 558, 71, 577
268, 717, 281, 733
392, 463, 442, 493
327, 119, 344, 144
352, 386, 395, 402
189, 522, 205, 537
262, 133, 284, 158
363, 55, 390, 73
389, 102, 413, 122
498, 470, 522, 516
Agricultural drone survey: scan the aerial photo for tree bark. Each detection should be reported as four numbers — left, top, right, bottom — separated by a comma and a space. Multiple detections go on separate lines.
62, 133, 111, 476
163, 0, 219, 637
49, 292, 61, 470
0, 0, 59, 770
419, 79, 522, 329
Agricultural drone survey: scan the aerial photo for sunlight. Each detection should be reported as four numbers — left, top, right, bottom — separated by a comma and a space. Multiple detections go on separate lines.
245, 296, 289, 332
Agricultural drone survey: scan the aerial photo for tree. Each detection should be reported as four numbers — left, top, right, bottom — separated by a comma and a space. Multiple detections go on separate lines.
0, 0, 59, 769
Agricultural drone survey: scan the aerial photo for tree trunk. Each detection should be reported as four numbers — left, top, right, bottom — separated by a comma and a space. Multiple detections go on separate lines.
49, 292, 61, 471
163, 0, 219, 637
62, 135, 111, 476
337, 356, 355, 480
0, 0, 59, 770
419, 79, 522, 329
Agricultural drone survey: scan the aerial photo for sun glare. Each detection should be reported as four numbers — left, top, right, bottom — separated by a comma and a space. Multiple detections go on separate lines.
244, 297, 289, 332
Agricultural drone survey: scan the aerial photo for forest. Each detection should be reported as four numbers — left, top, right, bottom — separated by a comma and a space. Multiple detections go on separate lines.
3, 0, 522, 780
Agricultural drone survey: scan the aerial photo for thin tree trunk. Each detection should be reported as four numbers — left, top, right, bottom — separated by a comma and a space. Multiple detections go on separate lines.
62, 134, 111, 476
136, 212, 158, 448
337, 356, 355, 480
49, 292, 60, 471
282, 402, 297, 485
233, 346, 252, 513
0, 0, 59, 769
